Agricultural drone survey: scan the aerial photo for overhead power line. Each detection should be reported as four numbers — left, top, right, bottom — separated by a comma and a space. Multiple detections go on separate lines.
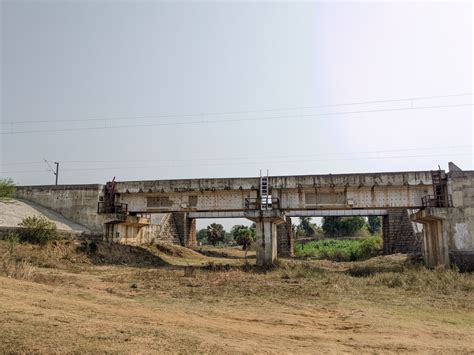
1, 102, 473, 135
2, 93, 472, 125
1, 144, 471, 167
1, 152, 471, 175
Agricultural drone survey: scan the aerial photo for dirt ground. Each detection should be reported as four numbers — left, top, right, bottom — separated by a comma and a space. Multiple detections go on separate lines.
1, 240, 473, 354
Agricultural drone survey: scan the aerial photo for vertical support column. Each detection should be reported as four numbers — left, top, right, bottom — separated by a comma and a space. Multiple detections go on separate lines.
382, 215, 391, 254
277, 217, 294, 257
255, 220, 278, 267
172, 212, 197, 248
418, 218, 449, 267
186, 217, 197, 248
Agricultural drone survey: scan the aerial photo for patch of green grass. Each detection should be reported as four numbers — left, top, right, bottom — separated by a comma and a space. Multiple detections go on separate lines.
294, 236, 382, 262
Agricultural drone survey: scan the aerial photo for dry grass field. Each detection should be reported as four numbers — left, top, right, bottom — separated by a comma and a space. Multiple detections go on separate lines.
1, 240, 473, 354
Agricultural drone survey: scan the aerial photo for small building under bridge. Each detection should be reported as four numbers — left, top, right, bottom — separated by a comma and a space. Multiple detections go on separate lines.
15, 162, 474, 270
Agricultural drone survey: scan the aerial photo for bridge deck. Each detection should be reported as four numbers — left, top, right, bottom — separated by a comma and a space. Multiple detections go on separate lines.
115, 171, 434, 213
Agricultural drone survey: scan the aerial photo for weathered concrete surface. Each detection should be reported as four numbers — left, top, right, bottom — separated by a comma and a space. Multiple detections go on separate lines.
277, 217, 294, 257
15, 185, 105, 234
115, 171, 434, 213
14, 164, 474, 268
103, 213, 181, 246
254, 221, 278, 267
413, 164, 474, 269
383, 209, 421, 255
172, 212, 197, 248
0, 199, 90, 234
245, 211, 286, 266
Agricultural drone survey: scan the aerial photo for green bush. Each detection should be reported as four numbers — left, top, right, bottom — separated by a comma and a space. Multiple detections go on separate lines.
0, 178, 16, 201
294, 236, 382, 262
17, 216, 61, 245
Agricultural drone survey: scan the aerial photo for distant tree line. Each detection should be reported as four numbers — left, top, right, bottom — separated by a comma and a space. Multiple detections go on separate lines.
196, 215, 382, 250
196, 223, 256, 250
296, 216, 382, 240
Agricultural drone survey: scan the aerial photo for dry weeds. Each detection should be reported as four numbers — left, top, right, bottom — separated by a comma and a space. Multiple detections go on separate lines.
0, 240, 473, 354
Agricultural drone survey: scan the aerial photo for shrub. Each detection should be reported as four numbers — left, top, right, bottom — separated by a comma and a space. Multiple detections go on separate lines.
5, 231, 20, 254
17, 216, 61, 245
0, 178, 16, 201
294, 236, 382, 262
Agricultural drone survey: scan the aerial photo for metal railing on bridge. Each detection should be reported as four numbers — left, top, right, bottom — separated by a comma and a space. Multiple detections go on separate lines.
97, 202, 129, 214
421, 194, 453, 208
245, 197, 280, 210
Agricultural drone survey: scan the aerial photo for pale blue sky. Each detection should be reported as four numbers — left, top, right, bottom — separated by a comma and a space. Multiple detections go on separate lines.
1, 1, 473, 228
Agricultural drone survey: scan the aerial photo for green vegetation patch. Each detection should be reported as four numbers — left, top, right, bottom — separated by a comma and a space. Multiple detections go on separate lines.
17, 215, 61, 245
295, 236, 382, 262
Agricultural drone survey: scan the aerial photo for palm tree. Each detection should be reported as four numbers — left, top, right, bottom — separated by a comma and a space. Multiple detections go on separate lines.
206, 223, 225, 246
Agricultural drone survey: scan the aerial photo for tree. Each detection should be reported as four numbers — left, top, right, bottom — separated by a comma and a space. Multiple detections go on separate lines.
230, 225, 248, 239
368, 216, 382, 235
233, 226, 256, 250
297, 217, 316, 238
322, 216, 365, 238
206, 223, 225, 246
0, 178, 15, 201
196, 228, 208, 244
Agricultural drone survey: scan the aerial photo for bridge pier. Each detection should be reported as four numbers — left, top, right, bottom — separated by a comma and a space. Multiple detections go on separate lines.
245, 210, 286, 266
413, 209, 451, 268
172, 212, 196, 248
254, 221, 278, 266
276, 217, 294, 257
382, 209, 421, 255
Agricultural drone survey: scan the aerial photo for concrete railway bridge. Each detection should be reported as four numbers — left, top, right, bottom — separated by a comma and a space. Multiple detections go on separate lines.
16, 162, 474, 269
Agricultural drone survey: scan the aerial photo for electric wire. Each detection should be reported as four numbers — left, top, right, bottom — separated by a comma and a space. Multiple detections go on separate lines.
1, 145, 471, 167
2, 92, 472, 125
1, 102, 473, 135
1, 152, 471, 175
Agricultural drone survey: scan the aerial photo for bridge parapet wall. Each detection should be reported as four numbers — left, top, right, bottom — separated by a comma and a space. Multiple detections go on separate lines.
113, 171, 433, 194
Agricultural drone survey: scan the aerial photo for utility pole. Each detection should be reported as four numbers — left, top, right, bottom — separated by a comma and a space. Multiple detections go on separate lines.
44, 159, 60, 185
54, 162, 59, 185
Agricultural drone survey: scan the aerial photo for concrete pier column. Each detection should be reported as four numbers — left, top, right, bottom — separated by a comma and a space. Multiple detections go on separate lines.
412, 210, 449, 267
255, 220, 278, 266
172, 212, 197, 248
245, 210, 286, 267
185, 218, 197, 248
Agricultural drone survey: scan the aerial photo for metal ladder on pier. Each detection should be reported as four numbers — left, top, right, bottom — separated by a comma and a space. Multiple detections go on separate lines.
260, 170, 272, 210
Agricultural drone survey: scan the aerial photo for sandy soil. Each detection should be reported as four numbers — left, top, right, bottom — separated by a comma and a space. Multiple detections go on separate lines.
1, 242, 473, 354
